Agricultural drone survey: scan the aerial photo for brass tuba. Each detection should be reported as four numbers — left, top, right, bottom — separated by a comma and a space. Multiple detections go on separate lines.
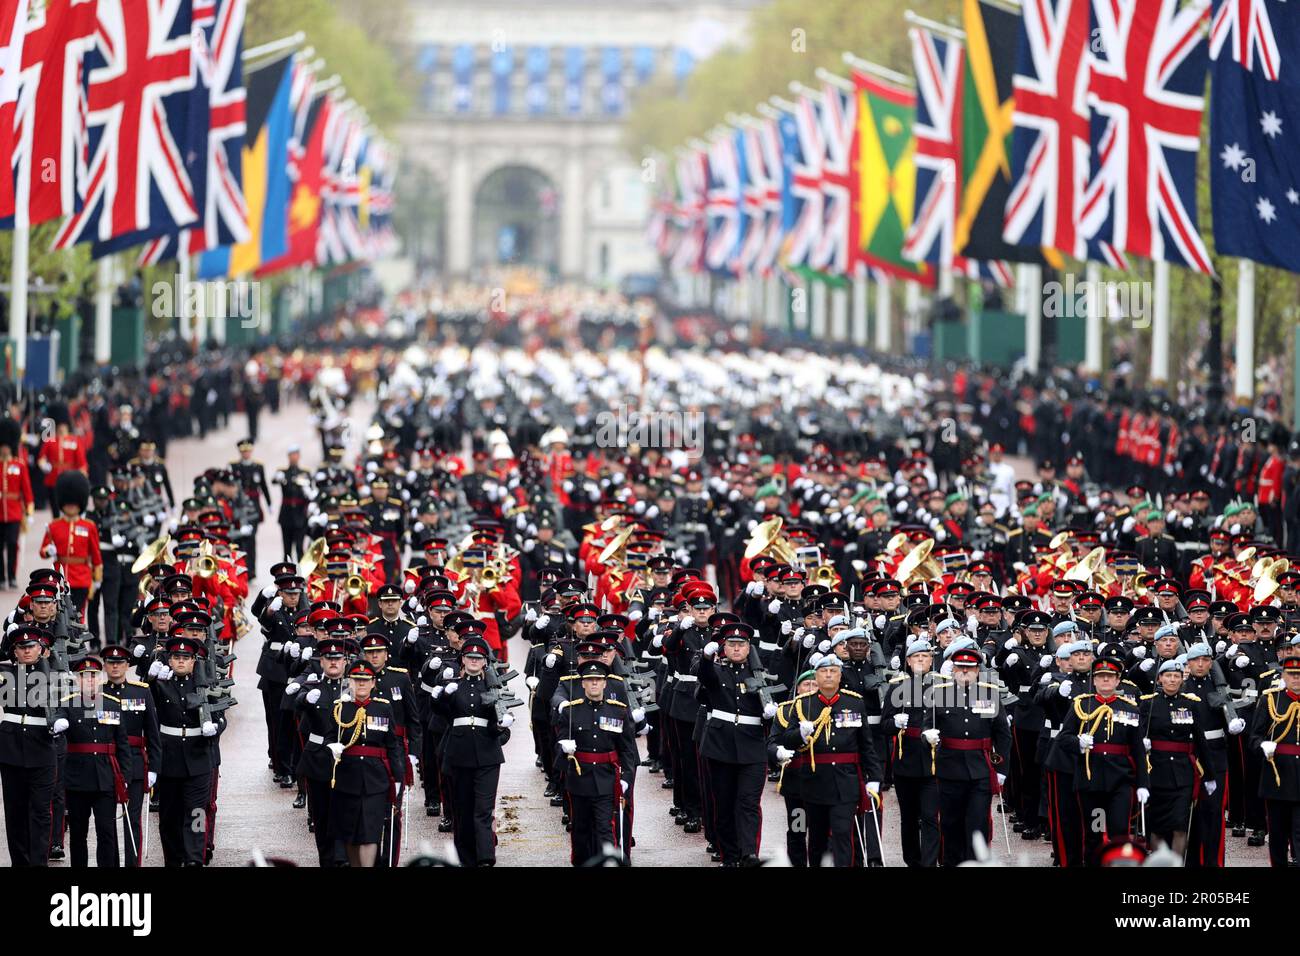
743, 516, 799, 566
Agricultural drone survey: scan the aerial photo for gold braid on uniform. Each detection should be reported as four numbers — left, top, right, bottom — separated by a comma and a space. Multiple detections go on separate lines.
794, 696, 834, 772
330, 698, 367, 788
1074, 696, 1115, 781
1264, 692, 1300, 786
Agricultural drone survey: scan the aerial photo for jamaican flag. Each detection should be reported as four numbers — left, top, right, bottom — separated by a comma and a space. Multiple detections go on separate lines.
854, 71, 932, 285
955, 0, 1052, 265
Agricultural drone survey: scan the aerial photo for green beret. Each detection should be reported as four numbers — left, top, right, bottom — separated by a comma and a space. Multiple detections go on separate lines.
945, 491, 964, 508
796, 669, 816, 685
1222, 502, 1243, 519
758, 455, 775, 466
1022, 504, 1039, 517
755, 482, 781, 499
851, 488, 872, 505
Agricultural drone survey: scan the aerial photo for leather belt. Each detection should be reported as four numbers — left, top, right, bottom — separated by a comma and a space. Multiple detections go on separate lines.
758, 641, 780, 652
708, 709, 762, 726
159, 724, 200, 737
574, 751, 619, 765
308, 733, 325, 745
1090, 743, 1129, 755
942, 738, 992, 751
867, 715, 882, 725
68, 743, 116, 754
1203, 728, 1225, 740
268, 642, 284, 651
1276, 744, 1300, 756
673, 674, 697, 683
1, 713, 46, 726
1150, 740, 1194, 754
452, 717, 490, 728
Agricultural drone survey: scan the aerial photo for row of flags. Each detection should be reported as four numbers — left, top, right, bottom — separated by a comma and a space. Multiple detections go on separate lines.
650, 0, 1300, 288
0, 0, 395, 279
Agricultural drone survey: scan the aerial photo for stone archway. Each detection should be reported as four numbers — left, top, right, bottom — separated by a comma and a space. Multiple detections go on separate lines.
471, 164, 561, 274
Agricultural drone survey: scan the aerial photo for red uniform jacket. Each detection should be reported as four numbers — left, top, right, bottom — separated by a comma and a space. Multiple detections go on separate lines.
41, 516, 102, 589
38, 435, 87, 489
0, 456, 33, 522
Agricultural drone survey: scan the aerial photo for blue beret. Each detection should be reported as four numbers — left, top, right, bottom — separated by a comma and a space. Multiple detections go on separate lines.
1052, 620, 1078, 638
1055, 645, 1073, 659
934, 618, 963, 635
813, 653, 842, 670
942, 636, 977, 660
906, 638, 933, 657
1067, 640, 1093, 655
838, 628, 868, 643
1157, 659, 1183, 675
1185, 642, 1213, 659
1155, 623, 1180, 641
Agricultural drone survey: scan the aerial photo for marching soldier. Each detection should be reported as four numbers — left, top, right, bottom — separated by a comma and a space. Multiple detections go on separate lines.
293, 633, 354, 866
273, 446, 313, 562
364, 478, 405, 583
0, 419, 33, 589
101, 644, 160, 867
769, 668, 818, 866
554, 659, 638, 865
879, 637, 941, 867
39, 472, 102, 620
255, 572, 305, 788
1182, 641, 1246, 867
1251, 656, 1300, 867
0, 625, 60, 866
358, 631, 421, 865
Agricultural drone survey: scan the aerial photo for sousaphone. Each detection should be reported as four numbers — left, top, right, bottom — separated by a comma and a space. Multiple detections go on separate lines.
895, 538, 943, 585
132, 533, 172, 575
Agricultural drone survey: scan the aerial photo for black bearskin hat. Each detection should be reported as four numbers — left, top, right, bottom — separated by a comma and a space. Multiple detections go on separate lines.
54, 470, 91, 513
0, 418, 19, 452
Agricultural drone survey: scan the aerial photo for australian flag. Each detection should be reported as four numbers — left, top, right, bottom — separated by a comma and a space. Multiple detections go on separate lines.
1209, 0, 1300, 273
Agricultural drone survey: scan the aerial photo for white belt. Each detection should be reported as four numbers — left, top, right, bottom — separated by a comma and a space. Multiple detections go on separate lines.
674, 674, 697, 683
452, 717, 490, 728
1203, 728, 1225, 740
307, 733, 325, 745
867, 715, 882, 725
1050, 728, 1060, 738
420, 682, 439, 695
1043, 720, 1053, 730
1, 713, 46, 726
160, 724, 198, 737
1017, 685, 1031, 693
709, 709, 762, 726
1235, 689, 1259, 701
268, 642, 284, 651
758, 641, 780, 652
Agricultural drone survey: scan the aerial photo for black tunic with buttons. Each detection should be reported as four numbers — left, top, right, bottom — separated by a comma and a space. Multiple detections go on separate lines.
431, 673, 506, 770
551, 696, 637, 797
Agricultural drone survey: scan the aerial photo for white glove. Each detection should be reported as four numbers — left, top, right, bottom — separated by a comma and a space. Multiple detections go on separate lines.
429, 686, 443, 699
768, 599, 782, 614
535, 614, 551, 630
286, 642, 301, 659
305, 688, 321, 704
1132, 645, 1147, 659
1139, 659, 1155, 672
560, 738, 577, 755
890, 656, 901, 671
817, 640, 831, 654
443, 682, 458, 695
651, 635, 664, 649
1004, 637, 1019, 651
1039, 672, 1053, 685
1078, 733, 1094, 752
1005, 653, 1019, 666
404, 579, 416, 595
799, 720, 816, 741
1228, 717, 1246, 735
801, 633, 815, 649
620, 779, 629, 794
268, 596, 282, 612
781, 620, 793, 636
874, 614, 886, 630
893, 712, 909, 729
1214, 640, 1227, 655
1234, 655, 1250, 669
300, 646, 312, 661
1039, 654, 1052, 668
746, 581, 764, 596
1143, 737, 1152, 751
132, 643, 146, 658
143, 514, 156, 527
865, 781, 880, 797
1121, 516, 1136, 534
922, 729, 940, 746
1059, 680, 1073, 698
679, 617, 695, 630
525, 606, 538, 623
42, 543, 56, 558
51, 718, 69, 734
38, 459, 51, 473
500, 713, 515, 728
1261, 740, 1278, 759
111, 534, 126, 548
261, 584, 277, 599
627, 610, 642, 622
1204, 780, 1218, 796
327, 742, 344, 760
762, 702, 777, 719
147, 772, 157, 789
775, 746, 795, 762
201, 721, 218, 737
544, 653, 557, 669
996, 773, 1007, 787
632, 707, 646, 723
702, 641, 719, 658
148, 660, 163, 677
157, 666, 172, 681
521, 539, 536, 553
442, 667, 455, 680
648, 608, 661, 621
285, 682, 301, 696
406, 627, 420, 644
525, 675, 539, 690
1136, 787, 1150, 805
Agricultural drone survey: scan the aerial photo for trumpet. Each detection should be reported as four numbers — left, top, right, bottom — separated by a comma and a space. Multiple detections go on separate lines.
344, 574, 368, 599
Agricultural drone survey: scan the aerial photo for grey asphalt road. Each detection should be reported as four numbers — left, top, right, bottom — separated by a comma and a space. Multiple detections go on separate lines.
0, 394, 1269, 867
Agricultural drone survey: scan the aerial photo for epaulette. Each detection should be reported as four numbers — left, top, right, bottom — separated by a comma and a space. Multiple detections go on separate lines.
932, 680, 954, 689
1118, 695, 1137, 706
1181, 692, 1201, 702
128, 680, 149, 688
387, 666, 407, 673
889, 673, 907, 684
369, 696, 390, 704
607, 674, 624, 682
841, 689, 863, 699
1005, 527, 1023, 537
1263, 686, 1281, 694
558, 699, 573, 710
359, 498, 373, 506
102, 693, 120, 703
794, 691, 815, 700
604, 698, 626, 707
1140, 692, 1156, 700
978, 682, 1002, 691
560, 674, 578, 681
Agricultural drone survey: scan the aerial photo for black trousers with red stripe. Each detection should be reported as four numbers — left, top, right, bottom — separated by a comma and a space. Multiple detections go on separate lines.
0, 762, 55, 866
806, 800, 857, 867
938, 775, 992, 866
707, 758, 764, 863
1188, 776, 1227, 867
1265, 798, 1300, 868
894, 774, 940, 867
1046, 769, 1084, 867
568, 791, 616, 865
1079, 784, 1132, 865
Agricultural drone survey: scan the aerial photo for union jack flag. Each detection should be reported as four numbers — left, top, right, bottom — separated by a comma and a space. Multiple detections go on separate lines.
0, 0, 30, 221
1078, 0, 1214, 274
902, 27, 963, 269
54, 0, 200, 251
809, 81, 856, 277
1003, 0, 1092, 259
704, 131, 742, 274
318, 105, 366, 264
754, 116, 785, 275
734, 122, 770, 275
1210, 0, 1280, 80
670, 148, 707, 273
139, 0, 247, 264
781, 92, 824, 269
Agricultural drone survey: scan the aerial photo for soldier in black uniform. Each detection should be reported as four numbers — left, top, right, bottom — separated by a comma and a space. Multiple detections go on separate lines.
325, 658, 405, 868
554, 659, 638, 865
56, 655, 131, 867
769, 668, 818, 866
147, 633, 225, 866
776, 653, 883, 867
254, 572, 305, 788
1134, 508, 1179, 574
273, 446, 312, 562
1250, 657, 1300, 867
367, 583, 414, 648
931, 643, 1012, 865
230, 440, 270, 573
995, 609, 1055, 840
660, 590, 713, 833
1059, 655, 1150, 865
0, 625, 60, 866
1140, 658, 1218, 857
129, 441, 174, 509
1182, 641, 1246, 867
101, 644, 160, 867
293, 634, 354, 866
358, 630, 420, 866
364, 479, 405, 584
1220, 610, 1274, 845
696, 622, 772, 867
429, 635, 509, 866
879, 637, 942, 867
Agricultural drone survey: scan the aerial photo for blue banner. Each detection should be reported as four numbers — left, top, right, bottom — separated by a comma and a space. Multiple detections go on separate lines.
564, 46, 586, 114
633, 46, 656, 85
525, 46, 550, 115
491, 46, 514, 115
601, 47, 624, 115
452, 44, 475, 113
674, 48, 695, 86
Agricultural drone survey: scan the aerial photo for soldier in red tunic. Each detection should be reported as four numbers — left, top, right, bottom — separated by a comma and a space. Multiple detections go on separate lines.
39, 471, 102, 620
0, 419, 34, 588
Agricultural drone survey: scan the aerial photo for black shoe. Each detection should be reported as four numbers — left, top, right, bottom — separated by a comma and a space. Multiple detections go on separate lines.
438, 818, 453, 833
670, 806, 683, 818
561, 813, 570, 826
549, 795, 565, 807
534, 756, 543, 768
1021, 826, 1041, 841
646, 760, 661, 774
741, 854, 763, 868
767, 770, 780, 783
683, 817, 701, 834
49, 845, 65, 861
149, 798, 160, 813
867, 859, 885, 868
661, 779, 675, 789
1011, 821, 1024, 833
1248, 829, 1266, 847
543, 784, 559, 798
307, 820, 314, 833
425, 803, 440, 817
1232, 825, 1247, 838
278, 776, 294, 790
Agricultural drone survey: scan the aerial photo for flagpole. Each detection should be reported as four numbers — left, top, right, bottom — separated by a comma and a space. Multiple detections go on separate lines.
830, 283, 849, 341
813, 68, 854, 93
852, 270, 870, 348
903, 10, 967, 40
842, 53, 913, 87
179, 251, 194, 345
1235, 259, 1255, 408
94, 257, 113, 365
1151, 259, 1171, 387
1021, 263, 1042, 374
1084, 261, 1103, 375
10, 226, 28, 392
875, 271, 893, 353
904, 279, 922, 346
242, 32, 306, 64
